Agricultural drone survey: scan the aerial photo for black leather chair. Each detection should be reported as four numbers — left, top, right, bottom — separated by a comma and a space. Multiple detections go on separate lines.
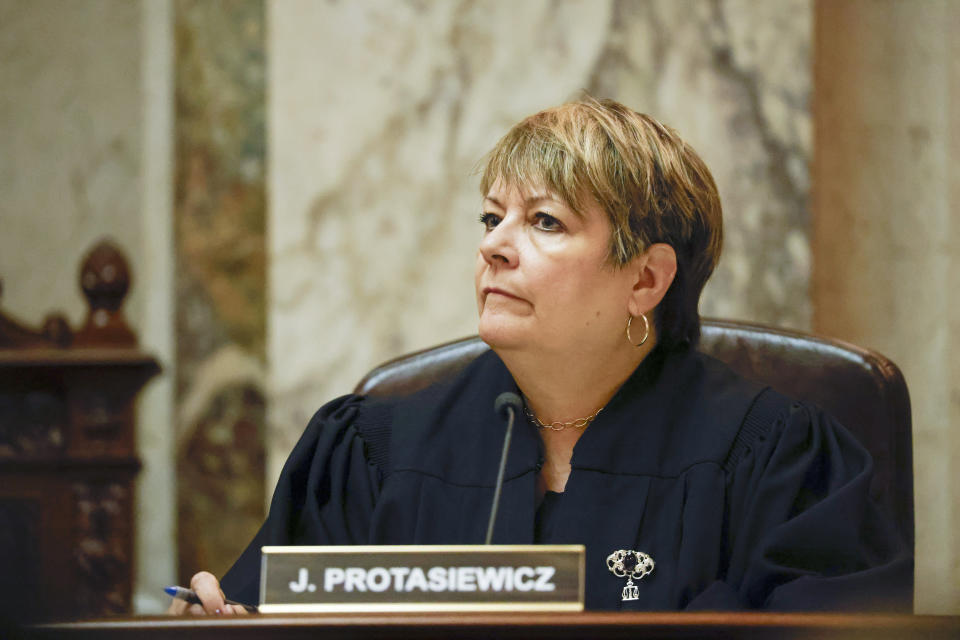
355, 319, 913, 546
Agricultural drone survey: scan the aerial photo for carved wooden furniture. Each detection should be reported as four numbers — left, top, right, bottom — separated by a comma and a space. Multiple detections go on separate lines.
0, 241, 159, 621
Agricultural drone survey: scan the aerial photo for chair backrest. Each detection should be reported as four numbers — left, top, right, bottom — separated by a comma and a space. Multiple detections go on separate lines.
354, 319, 913, 545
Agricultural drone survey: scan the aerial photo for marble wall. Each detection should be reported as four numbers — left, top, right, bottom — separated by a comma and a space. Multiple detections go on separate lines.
266, 0, 812, 481
173, 0, 267, 582
0, 0, 144, 328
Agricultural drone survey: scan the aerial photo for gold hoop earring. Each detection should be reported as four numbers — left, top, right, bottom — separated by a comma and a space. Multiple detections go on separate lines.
626, 315, 649, 347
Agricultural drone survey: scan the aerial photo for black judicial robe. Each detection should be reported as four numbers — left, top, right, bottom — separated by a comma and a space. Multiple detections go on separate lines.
220, 346, 912, 610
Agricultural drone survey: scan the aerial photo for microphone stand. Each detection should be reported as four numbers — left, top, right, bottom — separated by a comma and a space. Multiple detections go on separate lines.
485, 393, 521, 544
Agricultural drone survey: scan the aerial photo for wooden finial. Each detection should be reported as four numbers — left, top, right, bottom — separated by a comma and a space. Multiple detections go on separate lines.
74, 240, 136, 347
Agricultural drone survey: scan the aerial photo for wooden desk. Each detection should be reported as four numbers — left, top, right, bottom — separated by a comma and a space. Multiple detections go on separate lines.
32, 612, 960, 640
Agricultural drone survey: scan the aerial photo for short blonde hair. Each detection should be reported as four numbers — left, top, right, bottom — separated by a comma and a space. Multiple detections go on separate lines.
480, 97, 723, 349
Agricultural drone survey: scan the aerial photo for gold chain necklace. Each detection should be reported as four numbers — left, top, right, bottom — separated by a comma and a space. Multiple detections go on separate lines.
522, 403, 603, 431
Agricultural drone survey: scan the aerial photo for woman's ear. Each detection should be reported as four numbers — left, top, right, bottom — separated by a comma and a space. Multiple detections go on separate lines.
626, 243, 677, 317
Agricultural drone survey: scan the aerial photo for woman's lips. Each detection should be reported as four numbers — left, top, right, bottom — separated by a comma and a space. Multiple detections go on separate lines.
484, 287, 522, 301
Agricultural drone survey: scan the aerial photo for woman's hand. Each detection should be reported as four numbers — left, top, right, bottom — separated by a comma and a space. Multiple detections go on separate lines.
166, 571, 251, 615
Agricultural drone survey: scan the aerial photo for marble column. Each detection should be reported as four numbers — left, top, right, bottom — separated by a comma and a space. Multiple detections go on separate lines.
137, 0, 177, 613
813, 0, 960, 614
173, 0, 267, 583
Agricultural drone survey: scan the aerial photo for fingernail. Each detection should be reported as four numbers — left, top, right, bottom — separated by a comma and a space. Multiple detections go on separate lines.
215, 608, 222, 615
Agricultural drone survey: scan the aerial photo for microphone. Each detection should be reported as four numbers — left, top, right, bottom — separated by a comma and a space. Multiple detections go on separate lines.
485, 392, 524, 545
494, 392, 523, 421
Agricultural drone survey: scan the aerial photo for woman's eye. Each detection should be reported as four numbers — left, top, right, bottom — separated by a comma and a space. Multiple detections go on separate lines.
479, 212, 501, 231
534, 212, 563, 232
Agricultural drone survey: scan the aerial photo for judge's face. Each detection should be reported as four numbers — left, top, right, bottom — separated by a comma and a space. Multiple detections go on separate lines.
475, 180, 637, 357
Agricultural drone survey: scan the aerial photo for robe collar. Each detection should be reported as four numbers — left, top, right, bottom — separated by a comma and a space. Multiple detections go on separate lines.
391, 343, 762, 485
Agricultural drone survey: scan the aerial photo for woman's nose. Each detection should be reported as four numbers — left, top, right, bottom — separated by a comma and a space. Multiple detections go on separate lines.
479, 219, 519, 267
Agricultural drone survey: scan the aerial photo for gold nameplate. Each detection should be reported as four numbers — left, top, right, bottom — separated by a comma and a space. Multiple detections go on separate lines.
259, 544, 585, 612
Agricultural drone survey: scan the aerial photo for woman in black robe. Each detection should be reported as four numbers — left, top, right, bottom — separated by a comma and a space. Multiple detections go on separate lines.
171, 97, 911, 614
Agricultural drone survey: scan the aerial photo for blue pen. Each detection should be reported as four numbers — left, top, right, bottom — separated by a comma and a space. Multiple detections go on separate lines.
164, 585, 258, 612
